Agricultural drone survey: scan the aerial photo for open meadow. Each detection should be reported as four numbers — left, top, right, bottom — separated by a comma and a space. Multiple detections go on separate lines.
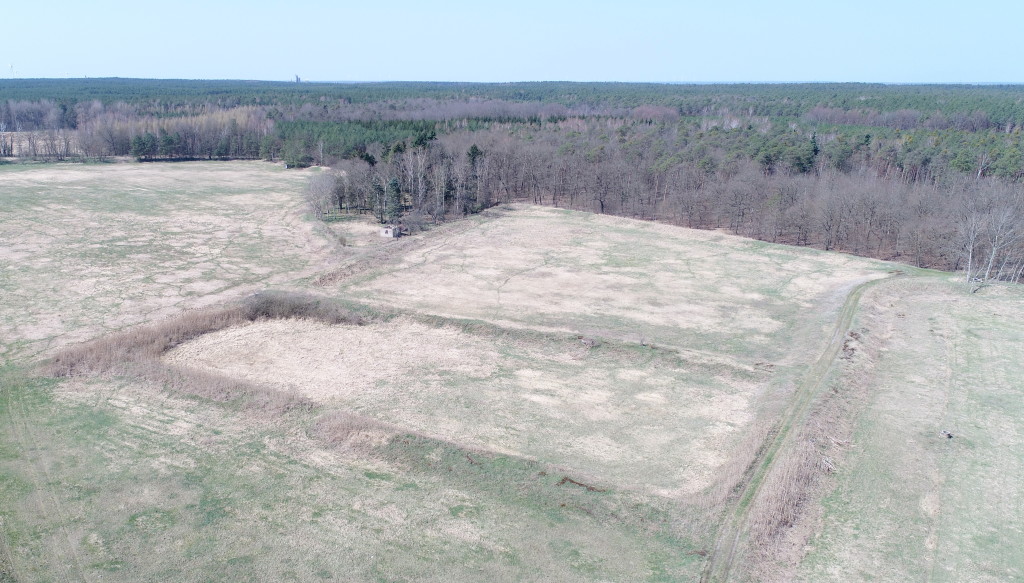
1, 161, 1021, 582
0, 161, 330, 360
796, 279, 1024, 582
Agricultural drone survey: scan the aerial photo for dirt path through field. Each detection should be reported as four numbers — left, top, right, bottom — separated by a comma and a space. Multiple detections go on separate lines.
700, 274, 898, 582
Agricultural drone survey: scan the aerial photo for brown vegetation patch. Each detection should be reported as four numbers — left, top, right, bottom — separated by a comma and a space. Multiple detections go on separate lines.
739, 285, 899, 581
46, 291, 362, 413
310, 410, 399, 451
159, 312, 768, 497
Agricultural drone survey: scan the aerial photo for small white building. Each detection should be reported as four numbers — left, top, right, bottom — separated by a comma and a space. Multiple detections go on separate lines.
379, 225, 400, 238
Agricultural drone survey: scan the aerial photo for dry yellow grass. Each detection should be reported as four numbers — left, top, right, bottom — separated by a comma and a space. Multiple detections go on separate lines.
340, 205, 889, 359
0, 161, 333, 360
164, 316, 761, 495
10, 162, 978, 582
165, 204, 895, 504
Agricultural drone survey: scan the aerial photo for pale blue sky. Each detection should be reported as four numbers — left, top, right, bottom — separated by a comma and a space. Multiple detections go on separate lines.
5, 0, 1022, 82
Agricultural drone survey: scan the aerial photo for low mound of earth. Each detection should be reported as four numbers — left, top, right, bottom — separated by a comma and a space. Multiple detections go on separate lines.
165, 316, 759, 495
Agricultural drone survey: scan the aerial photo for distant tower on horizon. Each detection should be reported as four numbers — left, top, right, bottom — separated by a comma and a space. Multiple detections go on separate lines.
295, 75, 301, 83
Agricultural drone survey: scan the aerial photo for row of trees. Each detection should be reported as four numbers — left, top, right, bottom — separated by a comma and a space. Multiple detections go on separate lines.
3, 80, 1022, 284
306, 132, 490, 225
6, 80, 1024, 128
9, 103, 1024, 185
80, 107, 274, 160
304, 122, 1024, 284
803, 107, 1000, 132
959, 185, 1024, 288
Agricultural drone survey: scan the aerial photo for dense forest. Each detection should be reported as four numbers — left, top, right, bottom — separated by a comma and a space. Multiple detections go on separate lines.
2, 79, 1023, 283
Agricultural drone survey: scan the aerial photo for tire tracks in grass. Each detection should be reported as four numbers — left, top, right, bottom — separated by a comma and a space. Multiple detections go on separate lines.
1, 369, 90, 583
699, 274, 897, 583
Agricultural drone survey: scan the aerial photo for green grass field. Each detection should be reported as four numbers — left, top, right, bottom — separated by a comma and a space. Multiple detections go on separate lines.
796, 279, 1024, 583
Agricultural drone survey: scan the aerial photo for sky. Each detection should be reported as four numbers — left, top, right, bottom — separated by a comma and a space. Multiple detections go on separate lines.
5, 0, 1023, 83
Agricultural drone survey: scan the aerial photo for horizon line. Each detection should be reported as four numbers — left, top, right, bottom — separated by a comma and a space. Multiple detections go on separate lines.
2, 77, 1023, 87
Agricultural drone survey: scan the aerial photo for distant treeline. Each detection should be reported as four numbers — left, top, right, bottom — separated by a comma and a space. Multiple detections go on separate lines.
4, 79, 1024, 126
2, 79, 1022, 283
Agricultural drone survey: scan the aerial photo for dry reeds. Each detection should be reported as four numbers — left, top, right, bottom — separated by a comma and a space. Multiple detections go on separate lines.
694, 419, 777, 513
310, 411, 398, 450
47, 306, 247, 377
745, 435, 825, 545
45, 291, 363, 414
741, 335, 879, 581
240, 290, 364, 325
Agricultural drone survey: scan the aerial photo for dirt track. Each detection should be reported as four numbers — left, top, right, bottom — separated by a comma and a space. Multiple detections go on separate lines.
700, 274, 897, 582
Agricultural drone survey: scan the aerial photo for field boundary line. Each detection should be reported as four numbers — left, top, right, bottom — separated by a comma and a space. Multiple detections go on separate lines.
700, 274, 899, 582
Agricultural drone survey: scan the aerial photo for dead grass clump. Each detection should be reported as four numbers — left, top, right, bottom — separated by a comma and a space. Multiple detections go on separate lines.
47, 291, 363, 378
695, 419, 777, 511
742, 336, 880, 581
239, 379, 316, 414
46, 306, 248, 377
746, 437, 823, 544
240, 290, 364, 325
310, 411, 398, 450
160, 364, 315, 414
